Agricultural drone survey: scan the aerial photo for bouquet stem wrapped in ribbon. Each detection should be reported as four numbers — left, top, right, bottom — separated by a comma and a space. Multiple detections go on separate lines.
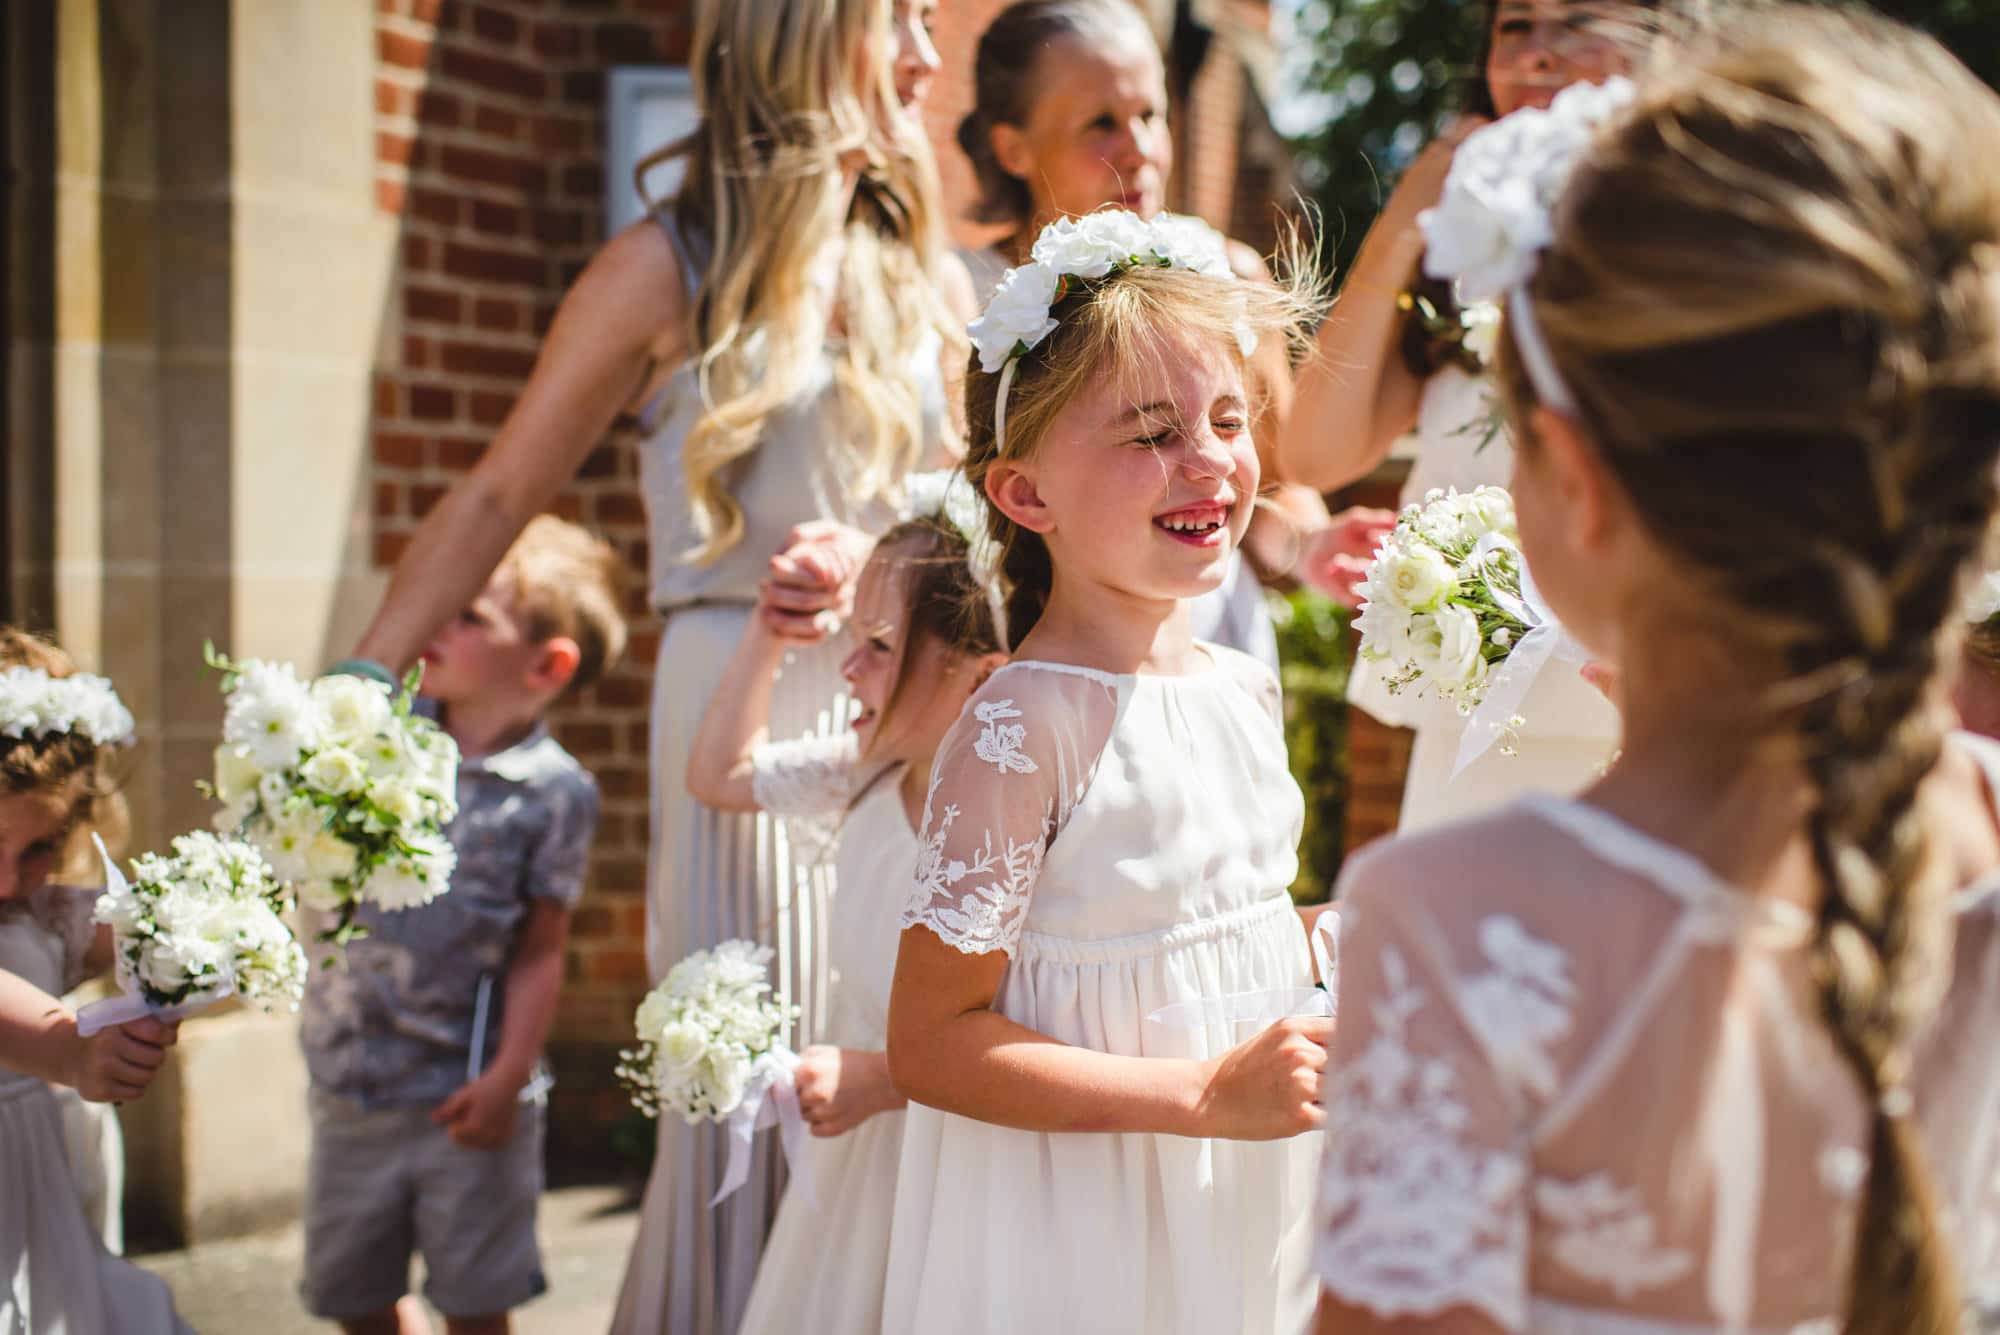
1353, 486, 1589, 777
204, 645, 460, 944
615, 940, 814, 1208
77, 833, 306, 1036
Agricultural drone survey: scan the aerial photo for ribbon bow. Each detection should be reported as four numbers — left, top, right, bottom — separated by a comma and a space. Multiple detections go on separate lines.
710, 1047, 817, 1210
1453, 533, 1591, 778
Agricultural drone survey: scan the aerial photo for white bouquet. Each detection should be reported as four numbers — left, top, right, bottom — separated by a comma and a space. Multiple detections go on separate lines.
205, 645, 460, 944
78, 832, 306, 1035
1355, 486, 1529, 713
617, 940, 814, 1206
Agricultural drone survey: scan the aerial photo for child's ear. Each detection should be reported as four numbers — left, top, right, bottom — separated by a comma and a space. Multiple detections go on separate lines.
989, 122, 1034, 184
1527, 406, 1618, 556
530, 636, 582, 696
967, 651, 1010, 692
986, 461, 1054, 535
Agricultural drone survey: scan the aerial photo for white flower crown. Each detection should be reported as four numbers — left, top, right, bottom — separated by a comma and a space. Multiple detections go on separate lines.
1418, 76, 1638, 413
1968, 570, 2000, 626
0, 666, 136, 747
968, 210, 1255, 454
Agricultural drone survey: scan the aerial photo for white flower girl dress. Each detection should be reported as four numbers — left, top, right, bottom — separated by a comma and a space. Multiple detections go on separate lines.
883, 647, 1321, 1335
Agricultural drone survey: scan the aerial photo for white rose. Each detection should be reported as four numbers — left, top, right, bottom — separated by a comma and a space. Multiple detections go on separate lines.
370, 777, 426, 827
1460, 302, 1503, 366
1377, 540, 1457, 613
662, 952, 711, 999
1033, 212, 1138, 278
655, 1020, 710, 1074
310, 674, 393, 747
700, 1047, 752, 1116
212, 744, 263, 805
1147, 212, 1233, 278
968, 261, 1062, 373
1433, 603, 1490, 690
1405, 612, 1446, 679
1352, 592, 1414, 665
299, 747, 368, 799
634, 990, 675, 1043
1455, 486, 1517, 543
304, 829, 358, 883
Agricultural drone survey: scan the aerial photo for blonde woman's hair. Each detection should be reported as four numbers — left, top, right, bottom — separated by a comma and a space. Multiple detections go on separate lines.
961, 241, 1324, 648
0, 627, 129, 872
639, 0, 959, 565
496, 515, 629, 694
1499, 9, 2000, 1331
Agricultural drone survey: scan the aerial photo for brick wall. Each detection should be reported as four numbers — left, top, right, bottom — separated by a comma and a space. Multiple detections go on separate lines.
368, 0, 1298, 1149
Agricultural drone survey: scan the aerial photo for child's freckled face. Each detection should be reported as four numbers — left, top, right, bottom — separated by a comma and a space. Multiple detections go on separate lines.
0, 781, 84, 903
1027, 332, 1259, 604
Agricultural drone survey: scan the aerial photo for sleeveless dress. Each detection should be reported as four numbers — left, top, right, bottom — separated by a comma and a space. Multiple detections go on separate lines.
959, 245, 1281, 674
1316, 731, 2000, 1332
610, 215, 945, 1335
884, 647, 1321, 1334
0, 886, 190, 1333
734, 733, 917, 1335
1347, 367, 1621, 831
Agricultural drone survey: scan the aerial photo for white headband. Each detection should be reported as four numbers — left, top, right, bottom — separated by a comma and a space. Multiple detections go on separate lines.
968, 210, 1256, 456
1418, 76, 1638, 417
899, 469, 1011, 648
0, 666, 136, 747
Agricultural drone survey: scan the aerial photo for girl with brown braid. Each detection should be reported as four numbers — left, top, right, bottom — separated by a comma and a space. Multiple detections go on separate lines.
1315, 8, 2000, 1333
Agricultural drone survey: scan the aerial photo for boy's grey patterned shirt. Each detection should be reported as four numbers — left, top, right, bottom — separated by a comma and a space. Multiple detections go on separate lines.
300, 721, 599, 1108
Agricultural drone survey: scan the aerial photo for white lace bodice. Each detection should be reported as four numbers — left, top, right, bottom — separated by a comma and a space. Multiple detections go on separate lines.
899, 648, 1300, 960
1315, 739, 2000, 1332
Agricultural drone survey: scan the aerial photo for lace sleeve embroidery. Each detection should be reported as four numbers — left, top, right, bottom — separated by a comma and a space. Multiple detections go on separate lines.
898, 675, 1111, 956
751, 732, 865, 868
1316, 911, 1531, 1329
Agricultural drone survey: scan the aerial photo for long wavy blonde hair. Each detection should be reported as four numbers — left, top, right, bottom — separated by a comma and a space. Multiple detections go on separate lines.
640, 0, 958, 565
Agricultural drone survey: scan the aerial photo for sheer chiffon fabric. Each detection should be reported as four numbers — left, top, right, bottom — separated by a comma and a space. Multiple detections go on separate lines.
1316, 734, 2000, 1332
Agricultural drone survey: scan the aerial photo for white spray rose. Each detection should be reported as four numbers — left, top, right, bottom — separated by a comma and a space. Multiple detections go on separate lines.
300, 747, 369, 799
655, 1021, 710, 1074
310, 674, 393, 747
304, 829, 359, 883
370, 777, 426, 827
700, 1047, 752, 1116
1433, 603, 1490, 690
1378, 540, 1457, 613
968, 262, 1062, 373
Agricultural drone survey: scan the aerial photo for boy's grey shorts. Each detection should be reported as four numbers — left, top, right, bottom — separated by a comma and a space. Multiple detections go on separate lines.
300, 1087, 548, 1320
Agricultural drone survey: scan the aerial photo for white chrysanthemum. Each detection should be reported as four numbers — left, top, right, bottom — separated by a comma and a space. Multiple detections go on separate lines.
223, 660, 324, 771
370, 776, 426, 827
707, 939, 775, 994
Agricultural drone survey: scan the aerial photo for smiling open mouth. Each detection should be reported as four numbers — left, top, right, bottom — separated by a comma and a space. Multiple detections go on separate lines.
1155, 501, 1232, 545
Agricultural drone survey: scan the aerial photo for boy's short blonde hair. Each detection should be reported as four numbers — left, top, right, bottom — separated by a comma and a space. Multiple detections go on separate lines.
496, 515, 628, 694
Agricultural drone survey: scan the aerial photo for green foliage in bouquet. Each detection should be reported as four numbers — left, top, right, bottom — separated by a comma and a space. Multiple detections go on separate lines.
1274, 589, 1353, 907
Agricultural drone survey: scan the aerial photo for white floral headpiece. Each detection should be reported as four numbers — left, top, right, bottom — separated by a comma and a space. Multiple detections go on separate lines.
1967, 570, 2000, 626
0, 666, 136, 747
900, 469, 1011, 649
1418, 76, 1638, 415
968, 210, 1255, 455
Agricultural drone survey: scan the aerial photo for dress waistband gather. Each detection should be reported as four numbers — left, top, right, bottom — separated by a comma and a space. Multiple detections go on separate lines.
1015, 894, 1298, 966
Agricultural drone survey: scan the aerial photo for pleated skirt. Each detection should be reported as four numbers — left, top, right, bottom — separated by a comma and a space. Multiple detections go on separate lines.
611, 601, 850, 1335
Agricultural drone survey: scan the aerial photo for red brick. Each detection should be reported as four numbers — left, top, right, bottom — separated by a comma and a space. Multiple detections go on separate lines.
440, 143, 547, 193
375, 78, 413, 117
376, 130, 416, 167
441, 339, 536, 380
375, 177, 406, 214
403, 234, 432, 270
472, 296, 521, 331
409, 0, 447, 21
442, 241, 544, 286
558, 720, 615, 753
470, 4, 521, 45
583, 947, 648, 986
626, 628, 659, 667
593, 492, 646, 526
474, 103, 523, 139
593, 22, 655, 64
409, 385, 458, 420
470, 199, 523, 237
378, 29, 432, 69
469, 390, 513, 426
373, 376, 400, 418
570, 904, 616, 937
403, 285, 462, 323
438, 43, 548, 100
596, 677, 648, 709
411, 483, 448, 516
532, 208, 585, 247
532, 115, 586, 156
374, 530, 413, 566
403, 334, 432, 369
532, 22, 581, 61
417, 87, 463, 129
406, 186, 460, 228
562, 162, 602, 200
374, 481, 404, 518
560, 70, 604, 105
374, 432, 426, 468
437, 438, 485, 469
591, 850, 647, 886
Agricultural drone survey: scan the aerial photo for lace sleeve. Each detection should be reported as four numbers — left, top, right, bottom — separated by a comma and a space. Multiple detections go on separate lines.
752, 731, 866, 868
29, 884, 103, 995
898, 668, 1114, 956
1315, 869, 1533, 1330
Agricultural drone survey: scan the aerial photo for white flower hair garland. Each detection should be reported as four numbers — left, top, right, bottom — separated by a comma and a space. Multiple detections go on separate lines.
900, 469, 1011, 647
1418, 75, 1638, 414
968, 210, 1255, 455
0, 666, 135, 748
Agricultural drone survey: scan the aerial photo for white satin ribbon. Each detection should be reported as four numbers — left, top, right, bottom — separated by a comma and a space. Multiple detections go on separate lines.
1508, 282, 1579, 416
710, 1047, 817, 1209
1453, 533, 1591, 778
1144, 910, 1341, 1031
75, 835, 234, 1037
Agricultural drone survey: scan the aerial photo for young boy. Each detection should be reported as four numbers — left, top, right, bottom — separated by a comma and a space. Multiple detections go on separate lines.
300, 516, 626, 1335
